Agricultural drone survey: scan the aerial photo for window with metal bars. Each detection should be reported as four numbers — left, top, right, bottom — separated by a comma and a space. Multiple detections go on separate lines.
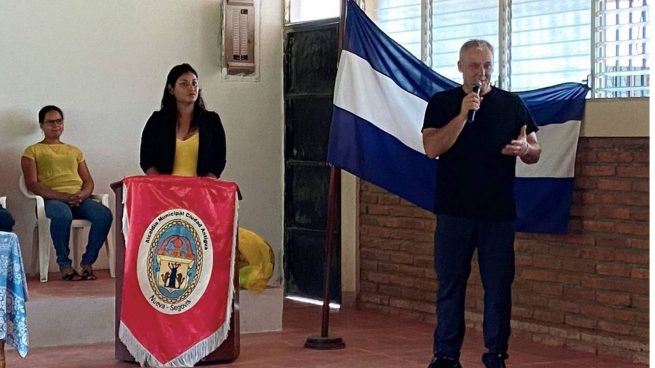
594, 0, 649, 97
368, 0, 423, 58
431, 0, 499, 85
368, 0, 649, 97
511, 0, 591, 91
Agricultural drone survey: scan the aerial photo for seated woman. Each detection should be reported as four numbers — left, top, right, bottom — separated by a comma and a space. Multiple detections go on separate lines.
0, 204, 14, 232
140, 63, 226, 178
21, 105, 112, 281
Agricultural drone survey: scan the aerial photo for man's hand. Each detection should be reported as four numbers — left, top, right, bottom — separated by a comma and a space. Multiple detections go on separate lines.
459, 91, 482, 120
502, 125, 541, 164
501, 125, 529, 157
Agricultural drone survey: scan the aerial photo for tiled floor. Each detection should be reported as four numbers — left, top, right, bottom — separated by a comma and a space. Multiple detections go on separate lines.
5, 272, 647, 368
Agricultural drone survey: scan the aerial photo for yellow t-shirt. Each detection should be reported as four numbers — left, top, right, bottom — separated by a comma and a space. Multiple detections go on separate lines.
22, 143, 84, 194
172, 132, 199, 177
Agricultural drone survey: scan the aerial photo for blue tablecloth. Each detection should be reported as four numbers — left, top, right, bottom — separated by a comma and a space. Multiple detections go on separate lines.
0, 231, 29, 357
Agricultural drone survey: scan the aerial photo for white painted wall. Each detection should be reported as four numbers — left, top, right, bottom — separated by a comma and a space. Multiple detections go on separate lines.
0, 0, 284, 281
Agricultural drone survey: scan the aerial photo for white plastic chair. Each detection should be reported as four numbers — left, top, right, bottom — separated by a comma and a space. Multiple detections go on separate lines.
0, 196, 5, 209
19, 174, 115, 282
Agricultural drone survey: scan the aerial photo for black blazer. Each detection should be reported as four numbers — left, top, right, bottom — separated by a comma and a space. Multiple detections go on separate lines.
139, 110, 226, 177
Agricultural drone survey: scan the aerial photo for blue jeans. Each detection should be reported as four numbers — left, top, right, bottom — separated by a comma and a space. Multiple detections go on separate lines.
433, 215, 515, 363
0, 206, 14, 232
45, 198, 112, 268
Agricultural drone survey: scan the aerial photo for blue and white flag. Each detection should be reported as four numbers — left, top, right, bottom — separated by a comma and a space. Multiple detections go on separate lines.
327, 0, 589, 234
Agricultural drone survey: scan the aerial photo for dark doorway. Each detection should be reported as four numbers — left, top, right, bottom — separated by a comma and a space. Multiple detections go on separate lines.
283, 19, 341, 303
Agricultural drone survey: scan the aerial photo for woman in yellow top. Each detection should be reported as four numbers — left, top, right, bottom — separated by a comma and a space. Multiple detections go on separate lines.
21, 105, 112, 281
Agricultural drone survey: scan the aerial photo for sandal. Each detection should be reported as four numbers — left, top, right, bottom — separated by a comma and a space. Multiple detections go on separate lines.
80, 266, 97, 281
61, 268, 81, 281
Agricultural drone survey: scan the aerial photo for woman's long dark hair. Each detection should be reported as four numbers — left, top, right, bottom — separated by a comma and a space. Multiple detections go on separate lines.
160, 63, 206, 115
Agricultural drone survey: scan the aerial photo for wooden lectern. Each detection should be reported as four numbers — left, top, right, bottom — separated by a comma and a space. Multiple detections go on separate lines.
111, 180, 240, 364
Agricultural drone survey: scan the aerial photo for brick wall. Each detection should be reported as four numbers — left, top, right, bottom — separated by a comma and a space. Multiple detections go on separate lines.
357, 137, 649, 363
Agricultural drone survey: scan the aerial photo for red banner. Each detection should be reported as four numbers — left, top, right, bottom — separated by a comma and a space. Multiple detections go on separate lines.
119, 176, 238, 367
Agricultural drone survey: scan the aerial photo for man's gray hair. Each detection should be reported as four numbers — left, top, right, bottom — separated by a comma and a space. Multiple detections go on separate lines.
459, 39, 494, 60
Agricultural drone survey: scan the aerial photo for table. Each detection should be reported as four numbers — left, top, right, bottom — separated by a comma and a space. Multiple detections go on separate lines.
0, 231, 29, 358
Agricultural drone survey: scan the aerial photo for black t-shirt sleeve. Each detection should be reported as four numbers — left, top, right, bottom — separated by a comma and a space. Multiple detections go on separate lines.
422, 94, 440, 131
422, 89, 462, 131
516, 95, 538, 134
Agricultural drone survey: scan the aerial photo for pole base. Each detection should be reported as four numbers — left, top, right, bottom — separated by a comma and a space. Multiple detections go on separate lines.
304, 335, 346, 350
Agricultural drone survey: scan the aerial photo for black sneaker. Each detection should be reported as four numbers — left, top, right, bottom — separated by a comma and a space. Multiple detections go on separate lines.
482, 353, 507, 368
427, 356, 463, 368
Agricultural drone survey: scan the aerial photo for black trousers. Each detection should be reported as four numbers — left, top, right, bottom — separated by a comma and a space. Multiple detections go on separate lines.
433, 214, 515, 362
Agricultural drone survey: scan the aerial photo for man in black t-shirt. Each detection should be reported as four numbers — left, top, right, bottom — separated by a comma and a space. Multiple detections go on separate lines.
422, 40, 541, 368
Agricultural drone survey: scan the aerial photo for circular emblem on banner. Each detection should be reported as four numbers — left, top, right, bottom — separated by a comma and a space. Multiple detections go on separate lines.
137, 209, 213, 315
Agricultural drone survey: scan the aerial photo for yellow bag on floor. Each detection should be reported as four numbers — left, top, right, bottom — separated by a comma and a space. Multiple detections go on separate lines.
237, 227, 274, 292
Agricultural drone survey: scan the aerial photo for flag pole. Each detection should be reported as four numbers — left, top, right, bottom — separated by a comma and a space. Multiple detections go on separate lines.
304, 0, 348, 351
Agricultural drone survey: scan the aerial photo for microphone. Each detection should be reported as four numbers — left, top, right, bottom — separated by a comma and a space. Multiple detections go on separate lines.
468, 81, 481, 123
